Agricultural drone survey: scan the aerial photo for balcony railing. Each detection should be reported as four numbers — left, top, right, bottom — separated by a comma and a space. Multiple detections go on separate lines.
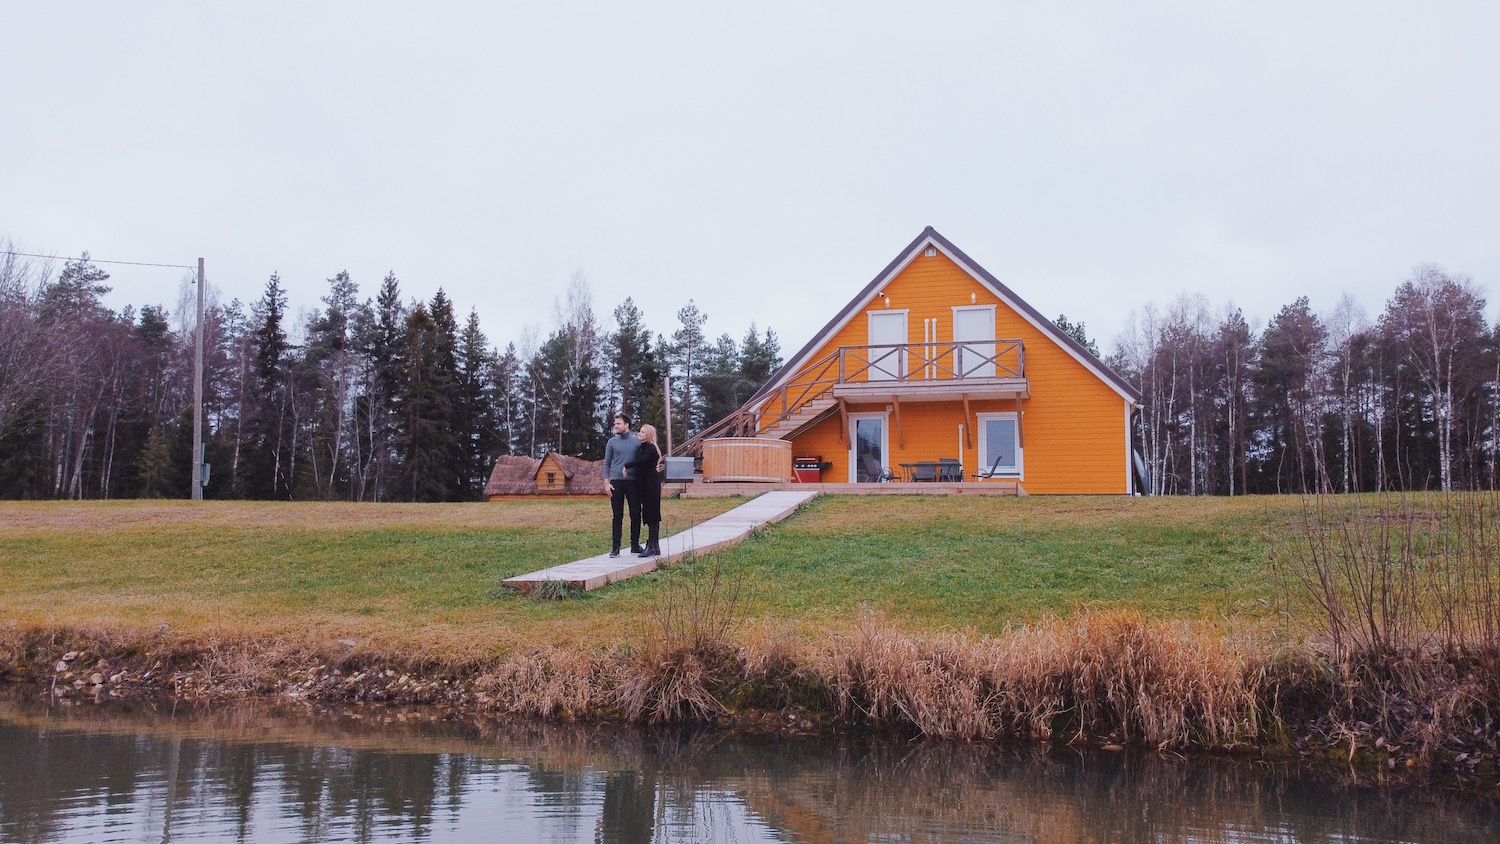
678, 340, 1024, 456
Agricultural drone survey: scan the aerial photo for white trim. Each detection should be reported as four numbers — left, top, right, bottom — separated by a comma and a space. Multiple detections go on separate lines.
751, 246, 930, 410
1124, 398, 1133, 495
925, 238, 1138, 404
975, 411, 1023, 477
848, 412, 890, 483
753, 233, 1140, 410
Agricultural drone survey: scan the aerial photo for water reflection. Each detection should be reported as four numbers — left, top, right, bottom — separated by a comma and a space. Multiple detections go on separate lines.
0, 694, 1495, 843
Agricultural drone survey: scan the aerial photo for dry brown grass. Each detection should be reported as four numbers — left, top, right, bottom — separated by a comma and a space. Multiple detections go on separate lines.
820, 609, 1265, 748
476, 646, 605, 719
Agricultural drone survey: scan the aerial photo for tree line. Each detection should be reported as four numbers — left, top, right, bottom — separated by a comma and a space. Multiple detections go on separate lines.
0, 249, 780, 501
5, 245, 1491, 500
1108, 263, 1496, 495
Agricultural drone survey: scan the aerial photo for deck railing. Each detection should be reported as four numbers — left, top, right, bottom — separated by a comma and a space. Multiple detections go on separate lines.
676, 340, 1023, 456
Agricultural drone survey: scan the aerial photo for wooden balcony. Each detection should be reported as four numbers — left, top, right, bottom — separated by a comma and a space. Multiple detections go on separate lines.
680, 340, 1026, 454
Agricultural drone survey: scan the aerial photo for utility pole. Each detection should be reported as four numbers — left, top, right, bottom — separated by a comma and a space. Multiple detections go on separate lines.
191, 258, 205, 500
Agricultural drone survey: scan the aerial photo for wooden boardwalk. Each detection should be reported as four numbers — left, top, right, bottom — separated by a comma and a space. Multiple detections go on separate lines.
503, 490, 819, 592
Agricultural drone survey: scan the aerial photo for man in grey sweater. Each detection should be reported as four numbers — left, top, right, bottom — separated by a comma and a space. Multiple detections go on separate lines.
603, 412, 643, 557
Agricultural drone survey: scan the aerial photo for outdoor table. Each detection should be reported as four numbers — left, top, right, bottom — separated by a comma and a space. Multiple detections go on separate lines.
899, 461, 963, 482
899, 461, 942, 482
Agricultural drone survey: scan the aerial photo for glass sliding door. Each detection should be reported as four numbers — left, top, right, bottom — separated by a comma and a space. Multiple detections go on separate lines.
851, 415, 888, 482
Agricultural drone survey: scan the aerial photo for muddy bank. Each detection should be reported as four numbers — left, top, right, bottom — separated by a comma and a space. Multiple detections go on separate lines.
2, 615, 1497, 789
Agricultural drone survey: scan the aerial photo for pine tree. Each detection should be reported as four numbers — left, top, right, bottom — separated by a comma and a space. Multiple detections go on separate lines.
242, 274, 292, 498
396, 304, 453, 501
455, 308, 497, 499
607, 298, 658, 424
1053, 314, 1101, 358
668, 300, 709, 438
697, 332, 741, 427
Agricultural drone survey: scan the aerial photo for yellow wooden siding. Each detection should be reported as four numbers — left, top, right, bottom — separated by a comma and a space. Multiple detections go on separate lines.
537, 453, 568, 493
781, 250, 1129, 493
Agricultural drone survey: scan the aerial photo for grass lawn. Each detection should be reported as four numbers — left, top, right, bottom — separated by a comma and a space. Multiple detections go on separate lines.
0, 494, 1310, 658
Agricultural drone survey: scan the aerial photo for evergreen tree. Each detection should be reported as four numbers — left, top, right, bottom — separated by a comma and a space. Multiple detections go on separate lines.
396, 304, 453, 501
302, 271, 366, 498
349, 272, 406, 501
455, 308, 497, 499
667, 300, 709, 438
427, 289, 465, 497
1053, 314, 1101, 358
738, 323, 782, 389
607, 298, 658, 424
697, 332, 741, 427
241, 274, 292, 498
1251, 297, 1327, 494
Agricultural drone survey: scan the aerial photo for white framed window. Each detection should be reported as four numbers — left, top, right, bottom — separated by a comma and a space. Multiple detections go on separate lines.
975, 412, 1022, 476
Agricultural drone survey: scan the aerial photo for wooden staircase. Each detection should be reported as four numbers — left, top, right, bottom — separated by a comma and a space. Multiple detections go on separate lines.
759, 396, 838, 440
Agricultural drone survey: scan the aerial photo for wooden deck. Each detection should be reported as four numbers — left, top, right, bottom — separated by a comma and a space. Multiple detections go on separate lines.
671, 480, 1024, 498
503, 490, 819, 592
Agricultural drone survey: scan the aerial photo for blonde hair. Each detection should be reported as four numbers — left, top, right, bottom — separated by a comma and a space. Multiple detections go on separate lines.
638, 424, 659, 446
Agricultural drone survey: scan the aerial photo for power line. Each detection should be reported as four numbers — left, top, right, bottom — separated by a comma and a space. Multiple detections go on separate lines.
0, 249, 195, 271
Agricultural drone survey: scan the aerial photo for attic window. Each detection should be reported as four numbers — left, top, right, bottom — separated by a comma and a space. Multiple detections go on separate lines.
546, 472, 556, 485
924, 246, 937, 257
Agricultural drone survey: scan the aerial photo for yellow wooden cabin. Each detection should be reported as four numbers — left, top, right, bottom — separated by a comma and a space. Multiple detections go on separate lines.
700, 227, 1143, 494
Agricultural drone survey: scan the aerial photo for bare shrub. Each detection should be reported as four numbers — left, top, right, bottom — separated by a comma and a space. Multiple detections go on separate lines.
648, 552, 742, 652
1272, 492, 1500, 760
610, 553, 744, 723
1273, 494, 1439, 663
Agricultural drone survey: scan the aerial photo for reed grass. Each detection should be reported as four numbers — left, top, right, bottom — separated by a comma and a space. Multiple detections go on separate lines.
5, 494, 1496, 767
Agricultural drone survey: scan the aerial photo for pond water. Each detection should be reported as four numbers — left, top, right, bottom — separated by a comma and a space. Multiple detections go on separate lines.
1, 695, 1495, 843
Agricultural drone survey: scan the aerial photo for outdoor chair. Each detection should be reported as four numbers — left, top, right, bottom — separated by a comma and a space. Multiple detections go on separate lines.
937, 458, 962, 482
972, 454, 1013, 480
860, 454, 896, 483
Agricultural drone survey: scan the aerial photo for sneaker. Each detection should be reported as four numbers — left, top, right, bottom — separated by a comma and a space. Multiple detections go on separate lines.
608, 548, 620, 558
630, 545, 645, 554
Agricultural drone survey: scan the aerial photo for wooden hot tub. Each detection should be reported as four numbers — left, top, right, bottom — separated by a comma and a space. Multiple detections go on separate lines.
701, 437, 793, 483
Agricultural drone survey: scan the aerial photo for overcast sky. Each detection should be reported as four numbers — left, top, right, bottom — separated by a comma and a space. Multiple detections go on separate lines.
3, 2, 1497, 357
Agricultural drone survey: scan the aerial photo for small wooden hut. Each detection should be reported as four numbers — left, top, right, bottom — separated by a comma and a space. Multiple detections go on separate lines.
484, 454, 608, 499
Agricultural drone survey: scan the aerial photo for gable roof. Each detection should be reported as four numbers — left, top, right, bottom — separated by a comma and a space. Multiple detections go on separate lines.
485, 455, 542, 496
550, 454, 608, 492
751, 227, 1142, 406
485, 453, 610, 496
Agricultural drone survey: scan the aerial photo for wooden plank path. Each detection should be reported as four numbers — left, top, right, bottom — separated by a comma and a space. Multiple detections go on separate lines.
503, 490, 819, 592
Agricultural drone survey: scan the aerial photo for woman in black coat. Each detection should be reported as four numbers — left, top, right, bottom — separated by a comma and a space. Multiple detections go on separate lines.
627, 423, 664, 557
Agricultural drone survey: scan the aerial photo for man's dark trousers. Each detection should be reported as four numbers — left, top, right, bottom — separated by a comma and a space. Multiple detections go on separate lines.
610, 479, 641, 552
